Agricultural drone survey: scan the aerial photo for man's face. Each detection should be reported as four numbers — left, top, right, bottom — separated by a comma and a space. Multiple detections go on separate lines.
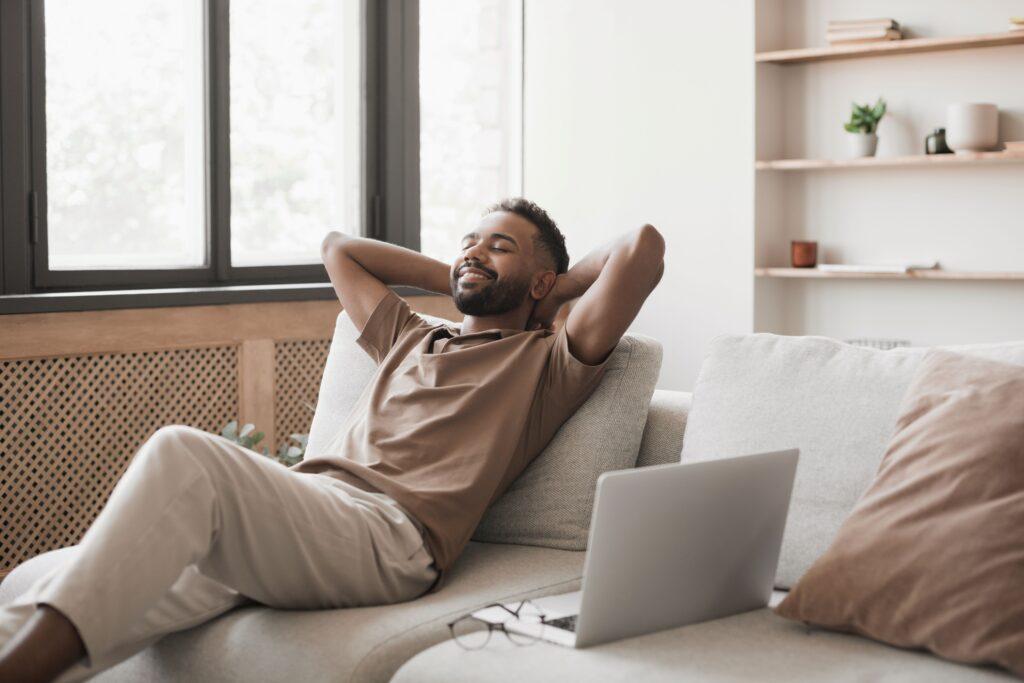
451, 211, 545, 316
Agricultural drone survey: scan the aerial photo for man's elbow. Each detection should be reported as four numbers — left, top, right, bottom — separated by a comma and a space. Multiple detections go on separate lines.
321, 230, 350, 261
634, 224, 665, 261
627, 224, 665, 284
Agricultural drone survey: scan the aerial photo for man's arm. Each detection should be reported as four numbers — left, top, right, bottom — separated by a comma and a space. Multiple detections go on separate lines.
320, 231, 451, 331
532, 225, 665, 365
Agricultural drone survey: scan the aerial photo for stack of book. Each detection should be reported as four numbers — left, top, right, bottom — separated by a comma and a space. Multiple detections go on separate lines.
1010, 17, 1024, 32
826, 18, 902, 45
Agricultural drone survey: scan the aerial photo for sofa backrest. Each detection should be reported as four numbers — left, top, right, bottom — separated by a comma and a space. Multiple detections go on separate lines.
306, 309, 662, 550
680, 333, 1024, 590
636, 390, 691, 469
305, 311, 378, 461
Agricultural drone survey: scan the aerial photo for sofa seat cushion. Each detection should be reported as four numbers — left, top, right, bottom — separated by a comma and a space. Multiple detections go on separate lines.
4, 543, 581, 683
393, 593, 1015, 683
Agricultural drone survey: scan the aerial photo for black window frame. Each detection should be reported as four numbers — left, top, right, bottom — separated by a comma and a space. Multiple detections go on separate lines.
0, 0, 422, 314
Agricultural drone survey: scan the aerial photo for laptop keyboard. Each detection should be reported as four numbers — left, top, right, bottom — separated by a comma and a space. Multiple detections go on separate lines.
544, 614, 578, 632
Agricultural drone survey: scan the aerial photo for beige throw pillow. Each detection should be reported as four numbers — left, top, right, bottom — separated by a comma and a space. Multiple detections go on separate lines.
775, 350, 1024, 677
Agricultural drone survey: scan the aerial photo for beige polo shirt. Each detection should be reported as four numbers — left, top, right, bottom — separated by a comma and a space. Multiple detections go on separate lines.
291, 289, 610, 575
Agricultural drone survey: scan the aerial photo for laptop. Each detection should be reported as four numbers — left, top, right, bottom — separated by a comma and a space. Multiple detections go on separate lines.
473, 448, 799, 648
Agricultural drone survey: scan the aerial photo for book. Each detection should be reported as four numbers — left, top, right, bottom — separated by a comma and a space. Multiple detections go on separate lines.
818, 261, 939, 274
827, 28, 902, 44
827, 18, 899, 31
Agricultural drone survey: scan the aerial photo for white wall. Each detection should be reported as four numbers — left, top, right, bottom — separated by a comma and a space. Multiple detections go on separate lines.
522, 0, 755, 390
755, 0, 1024, 345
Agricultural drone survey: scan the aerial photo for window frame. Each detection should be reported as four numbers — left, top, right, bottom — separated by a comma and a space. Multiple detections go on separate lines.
0, 0, 422, 313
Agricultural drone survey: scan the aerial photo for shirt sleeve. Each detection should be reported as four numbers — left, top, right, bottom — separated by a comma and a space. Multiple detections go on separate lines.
532, 325, 615, 438
354, 288, 420, 364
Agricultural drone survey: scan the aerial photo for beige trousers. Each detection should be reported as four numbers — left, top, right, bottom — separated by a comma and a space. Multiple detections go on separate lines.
0, 425, 437, 682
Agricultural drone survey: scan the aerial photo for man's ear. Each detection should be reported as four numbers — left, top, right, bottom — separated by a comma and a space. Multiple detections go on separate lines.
530, 271, 557, 301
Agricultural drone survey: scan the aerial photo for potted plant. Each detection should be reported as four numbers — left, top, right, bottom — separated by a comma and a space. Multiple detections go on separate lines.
220, 419, 308, 467
843, 97, 886, 158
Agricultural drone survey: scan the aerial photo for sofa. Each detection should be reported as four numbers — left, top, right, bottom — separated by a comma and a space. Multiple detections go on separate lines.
1, 312, 1020, 682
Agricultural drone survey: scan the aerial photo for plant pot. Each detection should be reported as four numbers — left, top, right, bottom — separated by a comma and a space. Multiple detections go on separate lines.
846, 131, 878, 158
946, 103, 999, 153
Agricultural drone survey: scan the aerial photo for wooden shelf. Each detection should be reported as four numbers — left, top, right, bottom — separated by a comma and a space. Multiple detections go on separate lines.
756, 31, 1024, 64
755, 268, 1024, 281
756, 152, 1024, 171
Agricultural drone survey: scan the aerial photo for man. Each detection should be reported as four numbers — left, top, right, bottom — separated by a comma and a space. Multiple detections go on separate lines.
0, 198, 664, 682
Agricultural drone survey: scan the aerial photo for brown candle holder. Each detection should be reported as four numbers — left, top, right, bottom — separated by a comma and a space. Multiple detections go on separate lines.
791, 240, 818, 268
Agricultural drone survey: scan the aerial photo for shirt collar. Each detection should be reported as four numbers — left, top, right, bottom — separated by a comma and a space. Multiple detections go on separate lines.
434, 324, 531, 342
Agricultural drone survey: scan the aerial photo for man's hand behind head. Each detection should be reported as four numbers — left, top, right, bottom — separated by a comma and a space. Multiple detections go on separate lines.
527, 274, 577, 331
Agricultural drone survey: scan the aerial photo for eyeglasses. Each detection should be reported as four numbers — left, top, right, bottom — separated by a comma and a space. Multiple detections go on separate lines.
447, 600, 547, 650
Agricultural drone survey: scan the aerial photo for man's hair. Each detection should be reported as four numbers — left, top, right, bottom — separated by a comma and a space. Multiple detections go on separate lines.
486, 197, 569, 274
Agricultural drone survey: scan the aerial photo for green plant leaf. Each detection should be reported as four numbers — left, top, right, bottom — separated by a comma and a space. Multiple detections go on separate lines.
845, 97, 885, 134
872, 98, 887, 119
251, 431, 264, 445
221, 420, 238, 439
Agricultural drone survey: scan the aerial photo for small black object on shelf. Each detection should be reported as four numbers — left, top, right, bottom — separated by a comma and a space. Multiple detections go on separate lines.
925, 128, 952, 154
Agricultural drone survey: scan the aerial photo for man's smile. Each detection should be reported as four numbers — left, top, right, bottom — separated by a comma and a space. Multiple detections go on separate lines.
457, 265, 495, 284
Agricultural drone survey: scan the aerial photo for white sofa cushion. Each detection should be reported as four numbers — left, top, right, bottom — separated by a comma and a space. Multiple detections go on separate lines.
680, 334, 1024, 589
304, 311, 378, 461
394, 593, 1014, 683
474, 333, 661, 548
306, 309, 662, 550
635, 390, 691, 469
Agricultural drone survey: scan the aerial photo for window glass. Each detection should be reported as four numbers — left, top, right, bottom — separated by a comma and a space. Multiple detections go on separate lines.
44, 0, 206, 270
419, 0, 523, 263
230, 0, 362, 267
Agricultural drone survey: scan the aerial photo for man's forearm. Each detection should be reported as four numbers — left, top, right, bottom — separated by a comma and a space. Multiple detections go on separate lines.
321, 231, 451, 295
556, 225, 665, 303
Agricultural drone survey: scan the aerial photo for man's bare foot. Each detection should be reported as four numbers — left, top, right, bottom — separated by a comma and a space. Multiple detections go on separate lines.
0, 605, 86, 683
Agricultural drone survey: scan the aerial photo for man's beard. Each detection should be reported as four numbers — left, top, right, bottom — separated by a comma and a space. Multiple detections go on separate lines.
451, 271, 531, 316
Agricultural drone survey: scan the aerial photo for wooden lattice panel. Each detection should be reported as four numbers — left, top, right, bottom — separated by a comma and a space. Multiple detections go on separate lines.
274, 339, 330, 453
0, 346, 238, 575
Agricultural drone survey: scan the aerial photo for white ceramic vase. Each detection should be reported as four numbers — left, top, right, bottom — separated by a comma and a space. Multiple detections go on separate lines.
846, 131, 878, 158
946, 103, 999, 153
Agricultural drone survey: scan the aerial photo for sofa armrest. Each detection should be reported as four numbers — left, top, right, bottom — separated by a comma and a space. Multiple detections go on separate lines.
636, 390, 692, 468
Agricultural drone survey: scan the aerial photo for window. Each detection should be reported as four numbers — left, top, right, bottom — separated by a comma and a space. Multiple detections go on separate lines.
2, 0, 370, 300
229, 0, 362, 267
44, 0, 206, 271
0, 1, 525, 312
419, 0, 523, 264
